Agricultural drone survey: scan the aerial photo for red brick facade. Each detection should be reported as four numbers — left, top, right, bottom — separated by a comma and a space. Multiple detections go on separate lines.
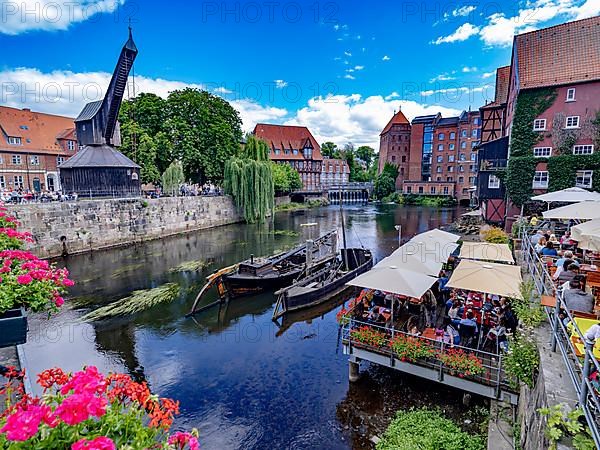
378, 110, 411, 189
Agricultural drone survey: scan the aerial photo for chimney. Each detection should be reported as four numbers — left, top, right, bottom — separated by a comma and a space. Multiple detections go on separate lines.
22, 108, 31, 112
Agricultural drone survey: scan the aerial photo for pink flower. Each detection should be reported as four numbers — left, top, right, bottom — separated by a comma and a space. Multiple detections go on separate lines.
0, 405, 46, 441
54, 296, 65, 307
55, 393, 107, 425
16, 274, 33, 285
72, 436, 116, 450
168, 432, 200, 450
63, 278, 75, 287
60, 366, 107, 396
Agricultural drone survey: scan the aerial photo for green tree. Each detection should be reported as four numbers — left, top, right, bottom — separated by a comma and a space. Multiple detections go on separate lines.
356, 145, 376, 169
321, 142, 339, 158
161, 161, 185, 196
373, 162, 399, 199
166, 88, 243, 184
224, 136, 274, 223
271, 162, 302, 193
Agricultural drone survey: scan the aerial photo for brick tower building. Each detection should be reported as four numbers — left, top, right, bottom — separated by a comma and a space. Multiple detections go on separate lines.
378, 110, 411, 189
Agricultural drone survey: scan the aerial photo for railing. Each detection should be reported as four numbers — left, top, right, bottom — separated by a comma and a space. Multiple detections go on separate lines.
519, 225, 600, 448
479, 159, 508, 171
341, 319, 513, 395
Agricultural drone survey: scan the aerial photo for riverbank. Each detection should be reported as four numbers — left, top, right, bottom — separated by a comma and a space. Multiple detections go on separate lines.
274, 198, 330, 212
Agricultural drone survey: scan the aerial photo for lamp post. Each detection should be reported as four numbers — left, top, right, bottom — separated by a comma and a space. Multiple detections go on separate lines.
395, 225, 402, 248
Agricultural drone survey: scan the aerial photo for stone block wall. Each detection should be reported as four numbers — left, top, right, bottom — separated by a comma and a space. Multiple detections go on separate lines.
9, 196, 242, 259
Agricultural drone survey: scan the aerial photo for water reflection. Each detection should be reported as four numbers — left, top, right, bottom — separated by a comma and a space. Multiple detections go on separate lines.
23, 204, 464, 449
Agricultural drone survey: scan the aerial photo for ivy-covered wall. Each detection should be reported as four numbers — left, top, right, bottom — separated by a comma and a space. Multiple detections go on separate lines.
547, 154, 600, 192
504, 156, 540, 206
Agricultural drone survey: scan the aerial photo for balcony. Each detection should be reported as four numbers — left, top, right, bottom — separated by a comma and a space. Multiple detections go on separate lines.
479, 159, 507, 172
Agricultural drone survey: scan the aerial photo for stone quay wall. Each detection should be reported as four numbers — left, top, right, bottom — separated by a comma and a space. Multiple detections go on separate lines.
9, 196, 242, 259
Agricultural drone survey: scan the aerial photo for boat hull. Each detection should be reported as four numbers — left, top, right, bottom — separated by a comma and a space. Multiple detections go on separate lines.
223, 270, 302, 298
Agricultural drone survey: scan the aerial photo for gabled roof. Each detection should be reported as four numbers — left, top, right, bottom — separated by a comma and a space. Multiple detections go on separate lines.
437, 117, 459, 126
253, 124, 323, 161
380, 110, 410, 135
515, 16, 600, 90
412, 113, 440, 125
75, 101, 103, 122
0, 106, 76, 154
59, 144, 140, 169
494, 66, 510, 103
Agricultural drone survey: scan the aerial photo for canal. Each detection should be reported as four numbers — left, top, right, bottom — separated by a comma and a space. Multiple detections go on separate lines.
22, 203, 488, 449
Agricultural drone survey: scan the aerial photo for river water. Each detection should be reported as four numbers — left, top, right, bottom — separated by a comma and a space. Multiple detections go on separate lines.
22, 203, 487, 449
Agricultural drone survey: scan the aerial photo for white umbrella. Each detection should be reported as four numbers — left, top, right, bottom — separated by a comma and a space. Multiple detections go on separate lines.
347, 264, 437, 299
543, 201, 600, 220
446, 259, 523, 299
532, 187, 600, 203
459, 242, 515, 264
571, 219, 600, 251
385, 242, 457, 277
413, 228, 460, 244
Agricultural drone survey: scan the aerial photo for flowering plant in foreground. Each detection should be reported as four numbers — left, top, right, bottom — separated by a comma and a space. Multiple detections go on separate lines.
0, 366, 200, 449
0, 204, 72, 315
437, 348, 485, 377
350, 325, 387, 347
390, 335, 436, 362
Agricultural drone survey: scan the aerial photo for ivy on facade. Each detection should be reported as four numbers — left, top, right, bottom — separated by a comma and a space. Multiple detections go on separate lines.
505, 156, 539, 206
509, 88, 557, 158
547, 154, 600, 192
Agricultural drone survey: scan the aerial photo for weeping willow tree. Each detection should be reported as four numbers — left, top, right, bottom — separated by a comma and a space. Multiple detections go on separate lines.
224, 136, 275, 223
161, 161, 185, 196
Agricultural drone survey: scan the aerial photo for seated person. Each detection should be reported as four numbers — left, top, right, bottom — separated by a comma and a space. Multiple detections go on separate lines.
562, 279, 594, 314
353, 300, 365, 319
530, 230, 544, 246
560, 232, 577, 247
486, 318, 508, 352
535, 237, 547, 254
554, 252, 579, 279
541, 241, 558, 257
558, 263, 580, 284
442, 318, 461, 347
459, 310, 479, 334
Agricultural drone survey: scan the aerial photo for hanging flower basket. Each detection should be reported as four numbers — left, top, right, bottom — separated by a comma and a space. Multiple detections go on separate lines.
0, 308, 27, 348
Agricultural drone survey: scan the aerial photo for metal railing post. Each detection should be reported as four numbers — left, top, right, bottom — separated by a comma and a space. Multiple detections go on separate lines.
551, 294, 561, 352
579, 340, 593, 405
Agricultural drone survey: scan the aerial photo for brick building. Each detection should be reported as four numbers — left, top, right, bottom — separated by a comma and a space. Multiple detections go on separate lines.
0, 106, 77, 192
477, 16, 600, 223
378, 110, 411, 188
321, 157, 349, 187
378, 110, 481, 203
253, 123, 323, 190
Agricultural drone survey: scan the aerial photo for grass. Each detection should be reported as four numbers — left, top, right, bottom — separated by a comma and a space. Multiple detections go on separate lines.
169, 260, 212, 273
275, 199, 328, 212
381, 193, 457, 207
110, 263, 146, 278
81, 283, 180, 322
263, 229, 300, 237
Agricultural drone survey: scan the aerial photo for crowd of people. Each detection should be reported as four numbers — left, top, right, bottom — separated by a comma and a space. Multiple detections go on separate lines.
0, 189, 77, 204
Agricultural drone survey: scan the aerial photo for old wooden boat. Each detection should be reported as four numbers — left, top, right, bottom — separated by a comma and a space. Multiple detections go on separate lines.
272, 247, 373, 319
188, 230, 337, 315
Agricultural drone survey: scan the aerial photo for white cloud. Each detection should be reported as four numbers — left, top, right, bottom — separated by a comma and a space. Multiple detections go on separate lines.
462, 66, 478, 73
574, 0, 600, 19
0, 0, 125, 35
0, 67, 287, 131
429, 73, 456, 82
432, 23, 480, 44
452, 5, 477, 17
482, 71, 496, 79
385, 92, 400, 101
344, 74, 356, 80
382, 55, 391, 61
354, 65, 365, 71
274, 79, 288, 89
344, 51, 352, 57
285, 94, 461, 149
214, 86, 233, 94
419, 84, 493, 104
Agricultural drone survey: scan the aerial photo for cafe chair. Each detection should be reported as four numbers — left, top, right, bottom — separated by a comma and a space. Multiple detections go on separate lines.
458, 323, 478, 348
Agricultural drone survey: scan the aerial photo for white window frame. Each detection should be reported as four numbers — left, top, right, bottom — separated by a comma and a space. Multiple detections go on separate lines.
438, 133, 445, 141
11, 155, 22, 165
532, 171, 549, 189
449, 144, 455, 150
488, 175, 500, 189
436, 167, 442, 173
30, 155, 40, 165
443, 186, 449, 195
437, 144, 444, 151
450, 132, 456, 140
56, 156, 66, 165
7, 137, 21, 145
430, 186, 436, 194
533, 147, 552, 157
573, 145, 594, 155
13, 175, 24, 188
565, 116, 580, 129
576, 170, 593, 189
448, 155, 455, 162
437, 156, 443, 163
566, 88, 576, 102
533, 119, 547, 131
0, 175, 5, 189
67, 140, 75, 151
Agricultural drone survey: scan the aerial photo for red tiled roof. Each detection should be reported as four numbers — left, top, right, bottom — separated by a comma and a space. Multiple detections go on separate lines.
380, 110, 410, 135
494, 66, 510, 103
253, 123, 323, 161
0, 106, 76, 154
515, 16, 600, 90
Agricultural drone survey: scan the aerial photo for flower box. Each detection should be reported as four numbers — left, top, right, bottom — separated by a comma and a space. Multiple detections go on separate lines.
0, 308, 27, 348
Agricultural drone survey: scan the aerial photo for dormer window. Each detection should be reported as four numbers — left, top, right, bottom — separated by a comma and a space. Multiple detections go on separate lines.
19, 125, 29, 130
67, 140, 75, 151
7, 137, 21, 145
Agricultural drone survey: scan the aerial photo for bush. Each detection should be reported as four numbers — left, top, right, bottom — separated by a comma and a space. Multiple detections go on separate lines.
376, 409, 485, 450
481, 227, 509, 244
504, 332, 540, 388
374, 174, 396, 200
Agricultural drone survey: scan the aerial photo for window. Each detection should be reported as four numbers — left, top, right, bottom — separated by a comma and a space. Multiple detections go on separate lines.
437, 177, 442, 181
469, 176, 476, 184
448, 166, 454, 173
565, 116, 580, 129
573, 145, 594, 155
430, 186, 436, 194
401, 155, 406, 162
19, 125, 29, 130
488, 175, 500, 189
461, 141, 467, 149
436, 166, 442, 173
438, 133, 445, 140
459, 165, 465, 172
443, 186, 449, 195
533, 147, 552, 157
293, 149, 299, 155
67, 140, 75, 151
437, 156, 443, 163
461, 130, 467, 137
566, 88, 576, 102
458, 176, 464, 183
0, 156, 3, 164
131, 172, 139, 180
459, 153, 466, 161
437, 144, 444, 151
0, 176, 4, 189
446, 177, 453, 182
57, 156, 66, 165
470, 164, 477, 172
450, 132, 456, 140
474, 117, 480, 126
406, 186, 412, 194
472, 129, 478, 138
448, 155, 455, 162
274, 149, 281, 155
391, 155, 396, 162
449, 144, 455, 150
11, 155, 21, 165
576, 170, 593, 188
30, 155, 39, 165
7, 137, 21, 145
470, 153, 477, 161
533, 171, 549, 189
418, 186, 424, 194
533, 119, 546, 131
13, 175, 24, 189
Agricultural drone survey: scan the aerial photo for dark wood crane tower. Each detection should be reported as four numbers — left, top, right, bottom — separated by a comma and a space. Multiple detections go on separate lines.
60, 28, 141, 197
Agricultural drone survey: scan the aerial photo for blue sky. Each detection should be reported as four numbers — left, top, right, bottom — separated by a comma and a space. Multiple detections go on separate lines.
1, 0, 599, 148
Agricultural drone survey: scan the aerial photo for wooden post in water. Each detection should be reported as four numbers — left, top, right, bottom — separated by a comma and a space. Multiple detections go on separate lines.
349, 356, 360, 382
